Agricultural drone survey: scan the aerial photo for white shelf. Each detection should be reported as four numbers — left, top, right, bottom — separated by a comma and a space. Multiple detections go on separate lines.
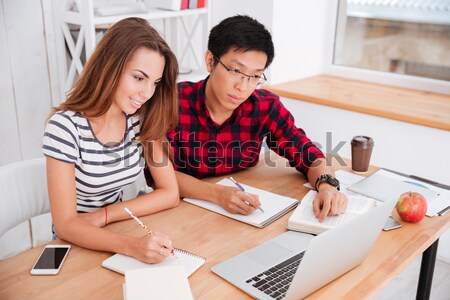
93, 7, 208, 25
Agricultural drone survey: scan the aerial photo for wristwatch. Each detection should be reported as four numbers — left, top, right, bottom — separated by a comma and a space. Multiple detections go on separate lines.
315, 174, 340, 191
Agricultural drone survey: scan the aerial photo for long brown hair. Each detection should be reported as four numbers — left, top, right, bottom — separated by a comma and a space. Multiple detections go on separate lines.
52, 17, 179, 163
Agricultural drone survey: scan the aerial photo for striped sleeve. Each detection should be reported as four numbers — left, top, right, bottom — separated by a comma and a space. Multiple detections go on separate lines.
42, 112, 79, 164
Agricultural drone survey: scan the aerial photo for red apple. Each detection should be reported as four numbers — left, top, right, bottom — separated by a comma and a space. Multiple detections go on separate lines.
396, 192, 427, 223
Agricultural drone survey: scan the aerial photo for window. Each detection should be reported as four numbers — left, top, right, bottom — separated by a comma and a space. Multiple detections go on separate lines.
328, 0, 450, 94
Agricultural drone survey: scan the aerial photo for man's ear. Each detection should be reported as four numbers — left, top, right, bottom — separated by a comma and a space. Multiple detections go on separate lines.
205, 50, 215, 73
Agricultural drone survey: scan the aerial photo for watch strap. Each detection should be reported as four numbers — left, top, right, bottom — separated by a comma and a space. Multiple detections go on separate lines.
315, 174, 340, 191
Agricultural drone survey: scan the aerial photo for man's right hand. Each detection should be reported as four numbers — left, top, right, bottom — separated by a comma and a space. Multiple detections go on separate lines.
175, 171, 261, 215
215, 185, 261, 215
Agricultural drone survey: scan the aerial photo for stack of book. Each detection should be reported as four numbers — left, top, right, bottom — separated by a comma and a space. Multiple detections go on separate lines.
94, 2, 148, 16
94, 0, 207, 16
146, 0, 206, 11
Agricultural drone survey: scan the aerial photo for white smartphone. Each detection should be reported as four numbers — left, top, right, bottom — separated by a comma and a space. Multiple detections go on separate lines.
30, 245, 71, 275
382, 216, 402, 231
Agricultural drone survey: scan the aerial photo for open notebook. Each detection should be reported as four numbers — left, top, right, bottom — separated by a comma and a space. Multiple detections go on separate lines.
102, 248, 205, 277
183, 178, 299, 228
288, 190, 376, 234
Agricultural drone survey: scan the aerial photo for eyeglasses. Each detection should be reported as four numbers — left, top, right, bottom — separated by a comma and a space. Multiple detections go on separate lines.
214, 56, 267, 86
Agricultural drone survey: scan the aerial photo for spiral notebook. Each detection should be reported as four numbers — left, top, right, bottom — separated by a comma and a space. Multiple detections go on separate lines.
102, 248, 205, 277
183, 178, 299, 228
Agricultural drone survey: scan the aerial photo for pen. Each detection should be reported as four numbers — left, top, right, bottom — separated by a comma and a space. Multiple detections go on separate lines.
437, 205, 450, 216
124, 207, 174, 256
229, 177, 265, 213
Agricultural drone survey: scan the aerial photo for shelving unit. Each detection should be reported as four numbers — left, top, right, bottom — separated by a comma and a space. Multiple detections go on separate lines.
53, 0, 211, 100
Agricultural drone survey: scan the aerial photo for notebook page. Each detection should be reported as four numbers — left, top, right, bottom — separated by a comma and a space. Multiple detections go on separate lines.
125, 265, 193, 300
173, 249, 205, 277
183, 178, 298, 228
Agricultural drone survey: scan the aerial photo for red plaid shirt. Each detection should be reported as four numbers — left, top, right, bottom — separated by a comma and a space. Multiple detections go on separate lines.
145, 78, 324, 184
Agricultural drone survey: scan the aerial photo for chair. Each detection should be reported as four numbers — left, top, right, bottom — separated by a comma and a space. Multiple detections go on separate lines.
0, 158, 149, 260
0, 158, 53, 260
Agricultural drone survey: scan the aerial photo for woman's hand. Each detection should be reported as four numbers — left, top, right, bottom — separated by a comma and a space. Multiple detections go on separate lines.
129, 232, 174, 264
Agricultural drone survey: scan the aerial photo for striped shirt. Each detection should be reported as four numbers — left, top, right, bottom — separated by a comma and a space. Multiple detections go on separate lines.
42, 111, 144, 213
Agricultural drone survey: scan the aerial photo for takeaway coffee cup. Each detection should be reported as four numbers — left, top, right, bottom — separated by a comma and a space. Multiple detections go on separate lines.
351, 136, 374, 172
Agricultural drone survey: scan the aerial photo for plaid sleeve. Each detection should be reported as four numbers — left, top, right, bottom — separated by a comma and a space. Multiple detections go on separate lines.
264, 96, 325, 176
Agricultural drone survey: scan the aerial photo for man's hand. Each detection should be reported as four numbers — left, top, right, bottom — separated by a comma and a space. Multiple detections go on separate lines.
312, 184, 348, 222
215, 185, 261, 215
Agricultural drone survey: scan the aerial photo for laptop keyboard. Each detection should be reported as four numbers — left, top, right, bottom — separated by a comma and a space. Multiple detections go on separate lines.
245, 251, 305, 299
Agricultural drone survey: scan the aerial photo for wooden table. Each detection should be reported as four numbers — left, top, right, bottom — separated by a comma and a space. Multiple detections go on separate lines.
0, 154, 448, 300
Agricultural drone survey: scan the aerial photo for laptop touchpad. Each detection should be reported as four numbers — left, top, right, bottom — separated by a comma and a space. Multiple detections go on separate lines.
245, 242, 292, 266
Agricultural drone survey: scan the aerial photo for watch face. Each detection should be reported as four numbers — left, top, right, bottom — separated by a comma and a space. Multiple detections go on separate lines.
328, 177, 339, 186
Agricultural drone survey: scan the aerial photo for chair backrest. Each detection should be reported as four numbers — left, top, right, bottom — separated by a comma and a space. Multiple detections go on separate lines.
0, 157, 53, 259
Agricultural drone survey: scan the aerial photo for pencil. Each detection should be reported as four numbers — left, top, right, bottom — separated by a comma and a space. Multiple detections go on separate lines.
229, 177, 265, 213
124, 207, 174, 256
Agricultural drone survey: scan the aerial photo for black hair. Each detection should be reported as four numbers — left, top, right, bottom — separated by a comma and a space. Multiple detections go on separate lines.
208, 15, 275, 68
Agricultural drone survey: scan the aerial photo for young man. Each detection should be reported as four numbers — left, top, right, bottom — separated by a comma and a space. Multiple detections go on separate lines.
146, 15, 347, 221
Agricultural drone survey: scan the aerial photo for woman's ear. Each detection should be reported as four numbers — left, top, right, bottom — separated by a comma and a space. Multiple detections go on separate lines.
205, 50, 215, 73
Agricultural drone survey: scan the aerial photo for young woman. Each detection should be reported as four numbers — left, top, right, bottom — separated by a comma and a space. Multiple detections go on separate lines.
43, 18, 179, 263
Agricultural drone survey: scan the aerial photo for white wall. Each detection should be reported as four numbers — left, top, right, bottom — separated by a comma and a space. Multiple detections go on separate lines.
0, 0, 53, 166
270, 0, 330, 84
211, 0, 273, 29
0, 1, 21, 164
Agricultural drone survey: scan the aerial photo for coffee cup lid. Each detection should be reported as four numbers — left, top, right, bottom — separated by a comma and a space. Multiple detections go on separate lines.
351, 136, 374, 146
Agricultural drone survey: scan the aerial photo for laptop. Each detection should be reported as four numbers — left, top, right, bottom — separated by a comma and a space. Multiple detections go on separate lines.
211, 198, 396, 300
